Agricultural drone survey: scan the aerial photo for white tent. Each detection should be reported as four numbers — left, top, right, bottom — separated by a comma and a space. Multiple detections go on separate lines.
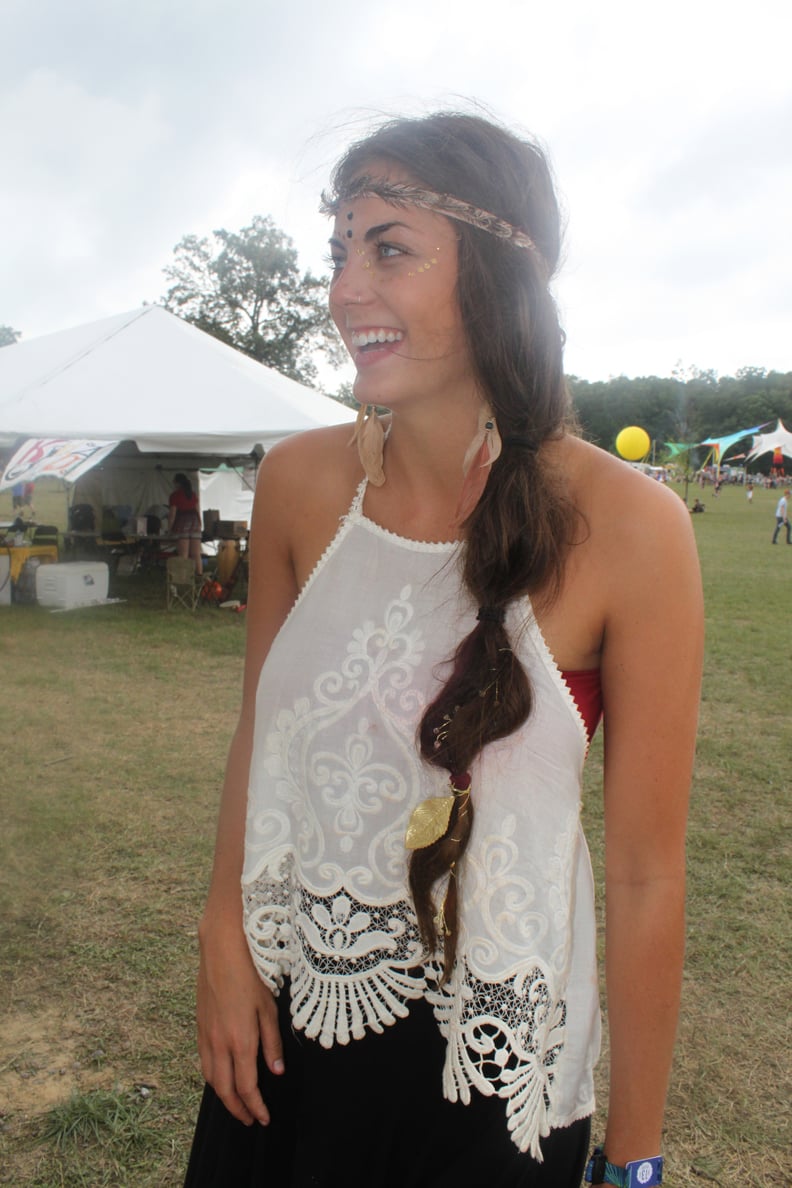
746, 419, 792, 465
0, 305, 354, 458
199, 466, 256, 526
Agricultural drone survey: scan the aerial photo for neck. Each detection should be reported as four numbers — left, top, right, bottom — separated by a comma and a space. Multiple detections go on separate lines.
381, 389, 485, 496
357, 391, 488, 542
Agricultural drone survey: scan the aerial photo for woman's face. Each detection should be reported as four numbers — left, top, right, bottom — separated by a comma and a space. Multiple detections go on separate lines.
328, 165, 473, 411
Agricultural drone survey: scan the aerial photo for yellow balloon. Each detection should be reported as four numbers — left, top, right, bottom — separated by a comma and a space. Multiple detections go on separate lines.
616, 425, 651, 461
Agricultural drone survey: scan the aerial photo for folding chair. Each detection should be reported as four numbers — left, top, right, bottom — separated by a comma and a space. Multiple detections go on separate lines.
166, 557, 201, 611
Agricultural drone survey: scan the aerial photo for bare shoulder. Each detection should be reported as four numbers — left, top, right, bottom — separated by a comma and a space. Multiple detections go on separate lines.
546, 433, 702, 638
257, 422, 358, 491
254, 423, 360, 518
251, 422, 362, 586
556, 434, 694, 548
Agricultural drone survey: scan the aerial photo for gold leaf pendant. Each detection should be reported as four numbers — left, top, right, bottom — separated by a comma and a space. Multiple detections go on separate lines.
405, 795, 455, 851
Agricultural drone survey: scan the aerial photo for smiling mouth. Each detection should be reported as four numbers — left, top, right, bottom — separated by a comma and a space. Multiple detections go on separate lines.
350, 329, 404, 350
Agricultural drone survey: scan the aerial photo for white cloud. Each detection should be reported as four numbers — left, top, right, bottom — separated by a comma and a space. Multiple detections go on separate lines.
1, 0, 790, 379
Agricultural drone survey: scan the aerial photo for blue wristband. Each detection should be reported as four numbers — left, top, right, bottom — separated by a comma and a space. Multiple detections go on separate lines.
584, 1147, 663, 1186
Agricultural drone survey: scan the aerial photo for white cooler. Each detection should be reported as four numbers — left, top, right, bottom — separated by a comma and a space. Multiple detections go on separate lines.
36, 561, 109, 608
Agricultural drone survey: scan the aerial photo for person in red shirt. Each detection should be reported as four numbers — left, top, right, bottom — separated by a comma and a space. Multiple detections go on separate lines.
168, 473, 202, 573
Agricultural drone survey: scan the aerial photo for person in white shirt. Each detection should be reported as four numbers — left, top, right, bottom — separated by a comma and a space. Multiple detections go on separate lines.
772, 488, 791, 543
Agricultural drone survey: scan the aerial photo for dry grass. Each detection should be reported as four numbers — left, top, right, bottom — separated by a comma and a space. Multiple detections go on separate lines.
0, 584, 246, 1185
0, 480, 790, 1185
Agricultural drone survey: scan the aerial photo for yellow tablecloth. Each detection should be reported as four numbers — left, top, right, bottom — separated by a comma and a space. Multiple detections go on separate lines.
5, 545, 59, 583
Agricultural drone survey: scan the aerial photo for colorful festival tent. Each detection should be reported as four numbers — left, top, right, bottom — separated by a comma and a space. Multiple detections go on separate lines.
745, 420, 792, 465
699, 424, 768, 466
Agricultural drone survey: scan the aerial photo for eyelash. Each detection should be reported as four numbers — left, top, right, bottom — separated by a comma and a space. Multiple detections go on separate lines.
376, 241, 404, 259
326, 239, 407, 275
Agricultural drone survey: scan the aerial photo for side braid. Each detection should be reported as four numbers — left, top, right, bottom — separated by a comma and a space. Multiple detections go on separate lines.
410, 444, 576, 980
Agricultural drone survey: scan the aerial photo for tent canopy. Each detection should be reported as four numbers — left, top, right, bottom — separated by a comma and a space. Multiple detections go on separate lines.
746, 420, 792, 463
699, 423, 768, 463
0, 305, 354, 458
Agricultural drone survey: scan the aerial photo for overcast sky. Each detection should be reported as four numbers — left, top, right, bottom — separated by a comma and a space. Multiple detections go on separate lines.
2, 0, 790, 383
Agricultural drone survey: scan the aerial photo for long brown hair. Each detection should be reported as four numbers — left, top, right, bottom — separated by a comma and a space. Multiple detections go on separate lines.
330, 113, 579, 977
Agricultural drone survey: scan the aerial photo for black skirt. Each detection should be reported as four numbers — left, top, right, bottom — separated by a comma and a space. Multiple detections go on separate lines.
184, 985, 590, 1188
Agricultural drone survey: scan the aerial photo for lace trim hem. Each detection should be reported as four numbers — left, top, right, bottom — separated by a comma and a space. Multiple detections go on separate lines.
243, 872, 426, 1048
244, 878, 571, 1158
427, 958, 567, 1160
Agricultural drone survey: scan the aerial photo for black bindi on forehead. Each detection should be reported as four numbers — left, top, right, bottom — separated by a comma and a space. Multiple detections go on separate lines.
346, 210, 354, 237
346, 229, 353, 238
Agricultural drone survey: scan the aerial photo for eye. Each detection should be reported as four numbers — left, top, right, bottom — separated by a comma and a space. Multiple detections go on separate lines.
325, 250, 346, 276
376, 240, 406, 260
326, 236, 347, 275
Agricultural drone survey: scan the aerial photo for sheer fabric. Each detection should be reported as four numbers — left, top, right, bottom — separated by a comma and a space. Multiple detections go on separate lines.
241, 482, 600, 1158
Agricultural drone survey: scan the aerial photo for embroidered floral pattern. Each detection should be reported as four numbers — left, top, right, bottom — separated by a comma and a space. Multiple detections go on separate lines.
243, 864, 426, 1048
243, 857, 295, 988
428, 958, 567, 1159
291, 885, 426, 1047
462, 811, 580, 979
249, 583, 432, 896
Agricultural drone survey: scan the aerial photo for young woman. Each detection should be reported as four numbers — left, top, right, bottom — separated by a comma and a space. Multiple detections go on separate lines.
168, 472, 203, 573
185, 113, 703, 1187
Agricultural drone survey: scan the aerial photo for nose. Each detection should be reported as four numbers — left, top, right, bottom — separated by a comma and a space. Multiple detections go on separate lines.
330, 253, 373, 309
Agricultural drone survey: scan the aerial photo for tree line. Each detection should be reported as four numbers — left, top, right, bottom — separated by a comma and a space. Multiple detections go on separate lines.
569, 368, 792, 462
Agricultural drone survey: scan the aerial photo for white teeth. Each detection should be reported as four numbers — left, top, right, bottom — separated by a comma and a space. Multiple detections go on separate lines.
351, 329, 403, 347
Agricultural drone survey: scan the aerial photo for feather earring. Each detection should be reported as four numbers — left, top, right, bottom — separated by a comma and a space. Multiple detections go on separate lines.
351, 404, 386, 486
453, 405, 502, 526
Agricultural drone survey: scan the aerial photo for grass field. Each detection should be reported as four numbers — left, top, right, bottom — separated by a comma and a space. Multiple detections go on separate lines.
0, 480, 790, 1186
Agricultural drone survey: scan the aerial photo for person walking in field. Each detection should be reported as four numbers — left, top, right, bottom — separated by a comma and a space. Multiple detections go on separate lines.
771, 488, 791, 544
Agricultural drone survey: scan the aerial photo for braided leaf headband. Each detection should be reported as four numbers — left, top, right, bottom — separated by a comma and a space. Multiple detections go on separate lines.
320, 175, 538, 255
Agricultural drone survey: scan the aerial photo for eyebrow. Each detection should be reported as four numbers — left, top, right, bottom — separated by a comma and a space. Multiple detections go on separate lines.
329, 220, 412, 249
363, 221, 410, 241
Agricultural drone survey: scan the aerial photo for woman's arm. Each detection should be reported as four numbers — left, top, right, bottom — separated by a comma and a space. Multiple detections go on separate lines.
597, 482, 704, 1170
195, 445, 301, 1127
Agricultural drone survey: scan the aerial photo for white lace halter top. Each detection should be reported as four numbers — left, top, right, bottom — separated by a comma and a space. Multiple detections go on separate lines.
242, 481, 600, 1157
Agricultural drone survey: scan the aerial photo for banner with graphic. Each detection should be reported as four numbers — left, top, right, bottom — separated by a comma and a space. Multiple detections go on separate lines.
0, 438, 120, 491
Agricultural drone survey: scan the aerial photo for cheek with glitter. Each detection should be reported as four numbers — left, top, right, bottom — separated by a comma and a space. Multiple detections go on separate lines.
409, 251, 440, 278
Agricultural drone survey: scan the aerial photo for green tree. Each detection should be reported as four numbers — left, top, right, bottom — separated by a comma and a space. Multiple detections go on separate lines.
0, 325, 21, 347
331, 380, 357, 410
161, 216, 342, 385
